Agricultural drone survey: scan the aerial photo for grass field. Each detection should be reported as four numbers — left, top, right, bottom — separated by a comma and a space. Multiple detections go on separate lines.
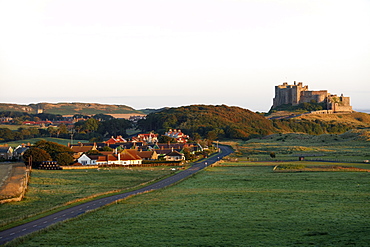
0, 125, 35, 131
11, 165, 370, 246
2, 137, 88, 147
222, 130, 370, 163
0, 167, 175, 228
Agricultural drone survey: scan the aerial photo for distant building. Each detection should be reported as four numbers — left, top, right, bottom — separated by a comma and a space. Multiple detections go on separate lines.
272, 81, 353, 113
164, 129, 189, 143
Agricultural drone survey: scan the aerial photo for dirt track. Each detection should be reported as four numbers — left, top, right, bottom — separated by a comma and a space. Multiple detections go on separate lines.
0, 163, 27, 200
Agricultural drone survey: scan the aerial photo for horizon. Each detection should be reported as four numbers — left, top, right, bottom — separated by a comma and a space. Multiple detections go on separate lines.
1, 101, 370, 114
1, 0, 369, 112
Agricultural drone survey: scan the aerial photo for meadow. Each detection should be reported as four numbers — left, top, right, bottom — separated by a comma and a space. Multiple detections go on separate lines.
223, 130, 370, 163
11, 165, 370, 246
2, 137, 88, 147
0, 167, 175, 229
5, 131, 370, 246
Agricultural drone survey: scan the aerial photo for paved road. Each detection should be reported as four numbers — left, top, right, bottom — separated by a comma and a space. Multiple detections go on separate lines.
0, 145, 233, 245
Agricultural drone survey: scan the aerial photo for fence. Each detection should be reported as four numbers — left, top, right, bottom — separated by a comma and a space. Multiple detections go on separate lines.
0, 165, 30, 204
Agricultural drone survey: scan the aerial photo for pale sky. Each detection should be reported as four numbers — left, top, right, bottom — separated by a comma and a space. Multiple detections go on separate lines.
1, 0, 369, 112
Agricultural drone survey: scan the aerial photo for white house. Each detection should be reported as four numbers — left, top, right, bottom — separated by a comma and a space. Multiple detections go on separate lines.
77, 154, 97, 165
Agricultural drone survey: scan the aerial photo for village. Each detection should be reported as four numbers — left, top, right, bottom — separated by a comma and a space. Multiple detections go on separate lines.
0, 129, 209, 169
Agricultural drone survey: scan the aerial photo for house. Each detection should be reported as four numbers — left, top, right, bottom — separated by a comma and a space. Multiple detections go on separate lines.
155, 149, 181, 159
77, 154, 98, 165
13, 144, 29, 160
104, 136, 127, 145
165, 150, 185, 161
70, 143, 97, 159
120, 149, 142, 165
0, 145, 13, 160
137, 150, 158, 160
77, 149, 143, 166
164, 129, 189, 143
134, 132, 158, 143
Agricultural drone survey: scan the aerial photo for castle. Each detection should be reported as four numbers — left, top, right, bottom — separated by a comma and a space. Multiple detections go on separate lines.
272, 82, 353, 113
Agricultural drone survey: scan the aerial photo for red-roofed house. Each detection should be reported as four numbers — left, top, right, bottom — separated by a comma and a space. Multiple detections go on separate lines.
164, 129, 189, 143
105, 136, 127, 145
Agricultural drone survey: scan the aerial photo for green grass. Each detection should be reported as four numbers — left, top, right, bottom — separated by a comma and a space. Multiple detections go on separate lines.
0, 125, 35, 131
0, 167, 175, 228
2, 137, 88, 147
225, 131, 370, 163
220, 161, 370, 170
11, 166, 370, 246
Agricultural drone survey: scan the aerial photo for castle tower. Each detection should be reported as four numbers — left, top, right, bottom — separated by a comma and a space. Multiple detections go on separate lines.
272, 82, 308, 108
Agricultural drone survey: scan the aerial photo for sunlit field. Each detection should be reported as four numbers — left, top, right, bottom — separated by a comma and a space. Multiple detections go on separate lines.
12, 165, 370, 246
0, 167, 175, 229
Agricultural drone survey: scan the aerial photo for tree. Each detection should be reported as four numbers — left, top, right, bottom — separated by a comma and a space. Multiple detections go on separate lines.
158, 135, 177, 143
23, 147, 52, 168
47, 126, 57, 137
54, 153, 74, 166
34, 140, 74, 165
97, 119, 132, 137
82, 118, 100, 133
58, 123, 69, 137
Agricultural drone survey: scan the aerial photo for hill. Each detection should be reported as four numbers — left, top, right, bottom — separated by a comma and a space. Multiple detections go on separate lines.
0, 103, 144, 116
295, 112, 370, 128
137, 105, 276, 139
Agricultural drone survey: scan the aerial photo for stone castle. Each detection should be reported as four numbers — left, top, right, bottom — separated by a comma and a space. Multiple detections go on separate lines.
272, 82, 353, 113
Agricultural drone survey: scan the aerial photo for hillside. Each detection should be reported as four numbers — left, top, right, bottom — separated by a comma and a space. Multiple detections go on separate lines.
0, 103, 144, 116
295, 112, 370, 128
138, 105, 276, 139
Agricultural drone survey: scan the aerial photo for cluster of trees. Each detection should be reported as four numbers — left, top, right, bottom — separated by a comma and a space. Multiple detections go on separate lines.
0, 127, 44, 142
23, 140, 74, 167
0, 111, 64, 124
0, 111, 133, 142
73, 117, 132, 141
137, 105, 276, 141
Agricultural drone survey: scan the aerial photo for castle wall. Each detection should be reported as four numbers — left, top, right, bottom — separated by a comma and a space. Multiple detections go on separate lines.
272, 82, 352, 113
300, 90, 328, 104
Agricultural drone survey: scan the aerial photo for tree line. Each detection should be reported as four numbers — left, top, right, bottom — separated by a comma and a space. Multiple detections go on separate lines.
0, 112, 133, 143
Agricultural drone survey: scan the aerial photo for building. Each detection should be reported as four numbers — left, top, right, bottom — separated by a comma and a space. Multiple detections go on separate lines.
0, 145, 13, 160
272, 82, 352, 113
164, 129, 189, 143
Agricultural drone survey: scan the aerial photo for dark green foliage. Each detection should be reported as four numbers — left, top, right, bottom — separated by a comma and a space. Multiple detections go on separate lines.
34, 140, 74, 165
97, 118, 132, 137
137, 105, 276, 140
23, 147, 52, 168
158, 135, 177, 143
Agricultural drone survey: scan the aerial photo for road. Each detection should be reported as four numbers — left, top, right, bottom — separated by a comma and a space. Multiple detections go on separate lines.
0, 145, 233, 245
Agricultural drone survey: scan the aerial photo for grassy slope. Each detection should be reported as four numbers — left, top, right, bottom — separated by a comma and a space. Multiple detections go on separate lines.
223, 130, 370, 162
2, 137, 88, 147
13, 166, 370, 246
0, 167, 175, 227
296, 112, 370, 127
0, 103, 144, 116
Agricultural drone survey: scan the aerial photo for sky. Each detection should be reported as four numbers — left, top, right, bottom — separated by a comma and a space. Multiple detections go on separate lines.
1, 0, 369, 112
